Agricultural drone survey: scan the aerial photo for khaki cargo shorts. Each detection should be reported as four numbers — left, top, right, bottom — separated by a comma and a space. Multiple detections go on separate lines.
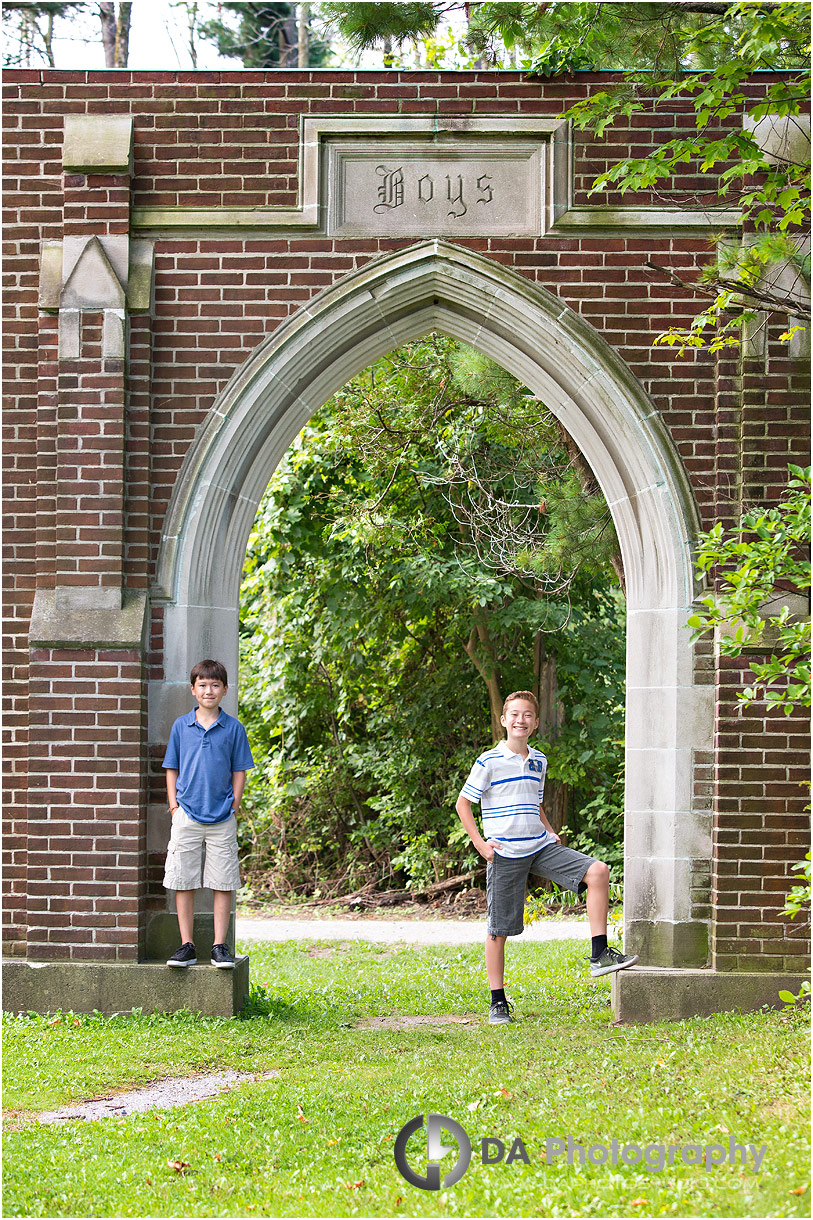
163, 808, 241, 892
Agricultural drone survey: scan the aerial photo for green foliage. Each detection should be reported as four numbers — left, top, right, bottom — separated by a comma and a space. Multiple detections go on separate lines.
562, 1, 811, 350
524, 878, 623, 924
688, 466, 811, 715
198, 1, 329, 68
779, 980, 811, 1007
323, 1, 742, 71
779, 850, 811, 1007
239, 336, 626, 895
783, 852, 812, 922
526, 0, 809, 76
320, 1, 442, 51
776, 854, 805, 1005
539, 590, 626, 868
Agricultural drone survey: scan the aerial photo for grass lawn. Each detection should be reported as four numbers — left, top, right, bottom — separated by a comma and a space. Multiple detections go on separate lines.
2, 938, 810, 1218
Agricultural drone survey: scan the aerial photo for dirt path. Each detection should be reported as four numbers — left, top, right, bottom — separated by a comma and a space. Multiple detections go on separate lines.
236, 914, 591, 945
37, 1071, 281, 1124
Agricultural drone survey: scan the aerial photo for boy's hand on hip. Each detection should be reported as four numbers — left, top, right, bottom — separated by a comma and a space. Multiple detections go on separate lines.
479, 839, 502, 862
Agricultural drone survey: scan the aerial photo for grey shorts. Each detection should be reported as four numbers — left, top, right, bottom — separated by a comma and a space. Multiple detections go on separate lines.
163, 808, 241, 892
486, 843, 598, 937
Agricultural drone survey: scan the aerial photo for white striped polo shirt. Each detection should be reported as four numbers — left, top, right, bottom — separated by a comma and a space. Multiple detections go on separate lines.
460, 739, 549, 859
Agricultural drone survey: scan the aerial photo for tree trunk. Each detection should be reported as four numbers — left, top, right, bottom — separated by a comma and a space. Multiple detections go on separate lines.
99, 1, 116, 66
533, 630, 569, 837
114, 2, 131, 67
536, 640, 564, 741
44, 11, 56, 67
464, 607, 503, 743
382, 36, 393, 67
543, 780, 569, 837
297, 3, 309, 68
186, 1, 198, 70
279, 14, 298, 66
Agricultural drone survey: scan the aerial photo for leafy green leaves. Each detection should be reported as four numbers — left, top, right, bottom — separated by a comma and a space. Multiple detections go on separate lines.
564, 2, 810, 350
239, 336, 626, 893
320, 1, 442, 52
688, 466, 811, 715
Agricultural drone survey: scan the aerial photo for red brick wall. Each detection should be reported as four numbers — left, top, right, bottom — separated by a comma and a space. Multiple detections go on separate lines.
26, 648, 146, 960
713, 660, 810, 971
711, 324, 811, 969
2, 69, 809, 965
54, 318, 127, 593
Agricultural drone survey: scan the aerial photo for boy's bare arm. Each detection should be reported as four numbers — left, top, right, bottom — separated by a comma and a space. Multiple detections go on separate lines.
231, 770, 247, 815
539, 805, 561, 843
166, 769, 180, 814
455, 794, 499, 862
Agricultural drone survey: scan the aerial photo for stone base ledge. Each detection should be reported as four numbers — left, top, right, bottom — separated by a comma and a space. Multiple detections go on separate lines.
2, 957, 250, 1019
612, 967, 809, 1024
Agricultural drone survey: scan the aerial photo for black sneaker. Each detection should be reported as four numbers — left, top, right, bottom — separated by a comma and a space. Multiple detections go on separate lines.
590, 945, 639, 977
488, 998, 514, 1025
167, 942, 197, 967
211, 943, 236, 968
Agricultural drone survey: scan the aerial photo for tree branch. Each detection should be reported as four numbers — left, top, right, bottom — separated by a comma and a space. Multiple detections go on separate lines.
645, 260, 812, 322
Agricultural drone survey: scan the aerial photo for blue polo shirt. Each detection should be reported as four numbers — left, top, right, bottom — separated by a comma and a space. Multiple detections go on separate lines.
162, 707, 255, 825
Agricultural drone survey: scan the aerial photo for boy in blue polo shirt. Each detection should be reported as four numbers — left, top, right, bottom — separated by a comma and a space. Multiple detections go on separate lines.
162, 659, 254, 968
456, 690, 636, 1024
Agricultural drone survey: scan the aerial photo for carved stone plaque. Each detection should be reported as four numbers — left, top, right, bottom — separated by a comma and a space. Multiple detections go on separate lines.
326, 139, 545, 237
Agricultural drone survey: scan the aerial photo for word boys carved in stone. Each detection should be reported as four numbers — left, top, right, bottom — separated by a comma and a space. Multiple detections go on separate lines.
327, 139, 545, 236
373, 164, 495, 219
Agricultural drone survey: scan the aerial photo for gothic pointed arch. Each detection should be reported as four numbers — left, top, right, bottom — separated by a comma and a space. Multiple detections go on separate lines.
152, 238, 712, 968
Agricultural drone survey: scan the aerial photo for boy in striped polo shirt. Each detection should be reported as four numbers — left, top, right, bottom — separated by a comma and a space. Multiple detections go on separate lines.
456, 690, 637, 1025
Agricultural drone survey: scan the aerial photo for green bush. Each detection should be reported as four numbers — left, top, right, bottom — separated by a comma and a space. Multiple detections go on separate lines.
238, 337, 627, 896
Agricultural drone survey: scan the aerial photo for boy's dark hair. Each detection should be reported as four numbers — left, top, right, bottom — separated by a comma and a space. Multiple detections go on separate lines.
190, 659, 228, 686
502, 689, 539, 715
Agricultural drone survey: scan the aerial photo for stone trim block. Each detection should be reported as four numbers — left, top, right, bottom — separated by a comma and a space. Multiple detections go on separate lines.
57, 309, 80, 359
555, 206, 741, 231
60, 237, 126, 311
62, 114, 134, 174
40, 239, 155, 315
29, 588, 149, 649
126, 241, 155, 313
38, 241, 64, 310
744, 112, 811, 167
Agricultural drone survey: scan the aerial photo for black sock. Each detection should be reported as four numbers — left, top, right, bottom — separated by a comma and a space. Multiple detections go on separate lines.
490, 988, 506, 1005
591, 935, 608, 960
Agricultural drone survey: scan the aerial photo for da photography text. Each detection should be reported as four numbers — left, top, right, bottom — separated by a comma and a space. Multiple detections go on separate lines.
546, 1135, 767, 1173
394, 1114, 767, 1191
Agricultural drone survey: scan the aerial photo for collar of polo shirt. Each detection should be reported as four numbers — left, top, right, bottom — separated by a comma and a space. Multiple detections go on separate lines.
185, 707, 225, 728
496, 738, 534, 760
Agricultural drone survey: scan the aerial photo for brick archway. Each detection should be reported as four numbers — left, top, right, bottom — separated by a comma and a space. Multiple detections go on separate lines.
152, 239, 711, 970
5, 69, 807, 1019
